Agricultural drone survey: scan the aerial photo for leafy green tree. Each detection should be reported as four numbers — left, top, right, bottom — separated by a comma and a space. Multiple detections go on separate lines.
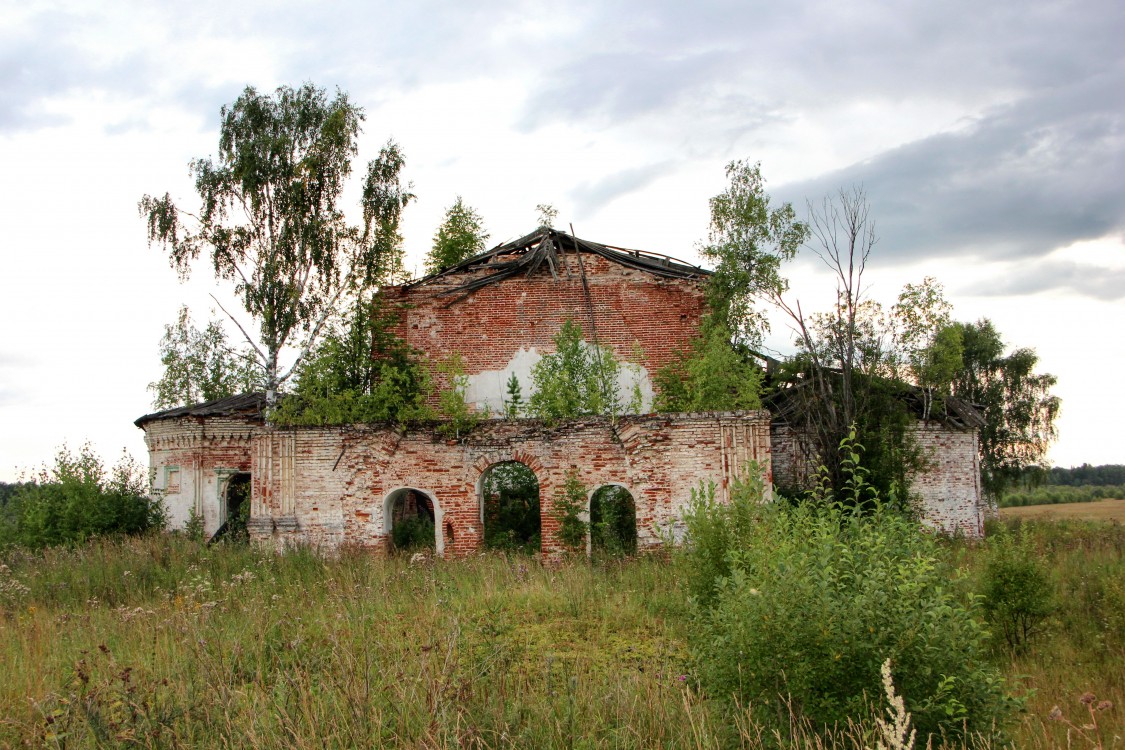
529, 321, 622, 422
891, 277, 964, 420
272, 294, 431, 425
700, 160, 808, 344
951, 319, 1060, 501
0, 446, 165, 549
654, 316, 762, 412
553, 471, 588, 552
425, 196, 489, 275
436, 353, 479, 438
140, 83, 414, 405
149, 306, 260, 409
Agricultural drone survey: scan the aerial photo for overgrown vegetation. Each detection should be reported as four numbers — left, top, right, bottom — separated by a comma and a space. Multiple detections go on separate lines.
528, 320, 623, 422
679, 441, 1019, 741
1, 517, 1120, 748
654, 315, 762, 412
553, 471, 589, 552
589, 485, 637, 557
273, 294, 433, 426
0, 445, 165, 549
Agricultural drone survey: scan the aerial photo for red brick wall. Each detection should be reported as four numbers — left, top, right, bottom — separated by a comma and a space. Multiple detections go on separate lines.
383, 253, 708, 393
248, 411, 772, 556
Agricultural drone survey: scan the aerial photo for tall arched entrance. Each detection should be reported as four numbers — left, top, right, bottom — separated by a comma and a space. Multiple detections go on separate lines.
479, 461, 540, 553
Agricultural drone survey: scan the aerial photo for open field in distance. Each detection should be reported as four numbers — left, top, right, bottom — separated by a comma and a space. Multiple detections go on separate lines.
1000, 498, 1125, 522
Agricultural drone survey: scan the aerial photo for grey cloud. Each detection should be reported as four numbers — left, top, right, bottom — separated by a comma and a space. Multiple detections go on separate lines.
515, 0, 1123, 132
518, 50, 732, 131
570, 161, 677, 217
773, 68, 1125, 271
961, 260, 1125, 301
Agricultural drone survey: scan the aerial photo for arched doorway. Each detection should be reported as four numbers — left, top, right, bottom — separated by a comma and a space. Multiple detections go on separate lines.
384, 488, 440, 554
589, 484, 637, 556
479, 461, 540, 553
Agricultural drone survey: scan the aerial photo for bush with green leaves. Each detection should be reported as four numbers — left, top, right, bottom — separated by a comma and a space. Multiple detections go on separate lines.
680, 443, 1018, 741
0, 445, 166, 549
529, 320, 622, 422
390, 515, 436, 552
654, 315, 762, 413
981, 524, 1054, 651
553, 471, 588, 552
273, 294, 432, 426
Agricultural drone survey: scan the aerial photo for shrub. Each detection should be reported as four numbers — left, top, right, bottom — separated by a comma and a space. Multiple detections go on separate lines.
680, 448, 1017, 741
981, 524, 1054, 651
553, 471, 588, 552
1, 445, 166, 549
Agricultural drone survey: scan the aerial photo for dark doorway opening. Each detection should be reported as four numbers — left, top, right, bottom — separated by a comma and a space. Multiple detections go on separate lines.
590, 485, 637, 557
387, 488, 437, 553
480, 462, 540, 553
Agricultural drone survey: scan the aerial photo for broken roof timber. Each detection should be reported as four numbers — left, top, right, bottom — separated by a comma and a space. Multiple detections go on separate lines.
134, 392, 266, 428
399, 226, 709, 306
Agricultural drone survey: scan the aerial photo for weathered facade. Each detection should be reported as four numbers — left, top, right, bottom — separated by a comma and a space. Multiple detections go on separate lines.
384, 227, 710, 412
770, 422, 986, 536
137, 227, 990, 550
139, 401, 773, 553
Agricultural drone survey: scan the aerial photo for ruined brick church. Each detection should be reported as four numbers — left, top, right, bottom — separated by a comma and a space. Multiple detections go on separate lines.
136, 228, 988, 554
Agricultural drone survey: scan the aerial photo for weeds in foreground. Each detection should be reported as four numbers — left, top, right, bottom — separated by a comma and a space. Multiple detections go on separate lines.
1, 518, 1122, 748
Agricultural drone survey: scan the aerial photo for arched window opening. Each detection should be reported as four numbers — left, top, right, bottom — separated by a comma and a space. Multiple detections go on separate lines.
386, 488, 437, 553
590, 485, 637, 557
480, 462, 540, 553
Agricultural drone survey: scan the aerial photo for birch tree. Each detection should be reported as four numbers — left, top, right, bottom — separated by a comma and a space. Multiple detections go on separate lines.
140, 83, 413, 404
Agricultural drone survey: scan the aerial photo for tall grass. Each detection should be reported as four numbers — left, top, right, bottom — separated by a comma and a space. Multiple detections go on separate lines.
1, 521, 1121, 748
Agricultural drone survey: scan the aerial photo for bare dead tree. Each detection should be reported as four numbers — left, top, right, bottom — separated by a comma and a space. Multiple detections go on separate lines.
771, 187, 908, 501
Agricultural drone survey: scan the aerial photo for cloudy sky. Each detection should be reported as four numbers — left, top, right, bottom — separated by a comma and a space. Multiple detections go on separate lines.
1, 0, 1122, 481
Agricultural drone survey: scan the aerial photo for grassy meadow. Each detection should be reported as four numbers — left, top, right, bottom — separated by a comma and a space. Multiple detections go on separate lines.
0, 519, 1122, 749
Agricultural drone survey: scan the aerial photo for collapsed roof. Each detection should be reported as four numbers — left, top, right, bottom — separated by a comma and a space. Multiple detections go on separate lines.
400, 226, 710, 306
134, 392, 266, 428
764, 375, 986, 431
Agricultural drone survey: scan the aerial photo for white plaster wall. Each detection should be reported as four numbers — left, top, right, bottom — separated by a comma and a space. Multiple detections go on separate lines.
465, 346, 654, 415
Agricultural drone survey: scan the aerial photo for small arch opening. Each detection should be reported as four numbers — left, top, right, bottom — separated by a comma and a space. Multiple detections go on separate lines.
385, 488, 437, 554
480, 461, 540, 553
590, 484, 637, 557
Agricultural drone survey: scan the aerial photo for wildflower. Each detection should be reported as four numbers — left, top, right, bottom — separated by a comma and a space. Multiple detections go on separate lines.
1097, 700, 1113, 711
1080, 692, 1097, 705
1049, 705, 1063, 720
